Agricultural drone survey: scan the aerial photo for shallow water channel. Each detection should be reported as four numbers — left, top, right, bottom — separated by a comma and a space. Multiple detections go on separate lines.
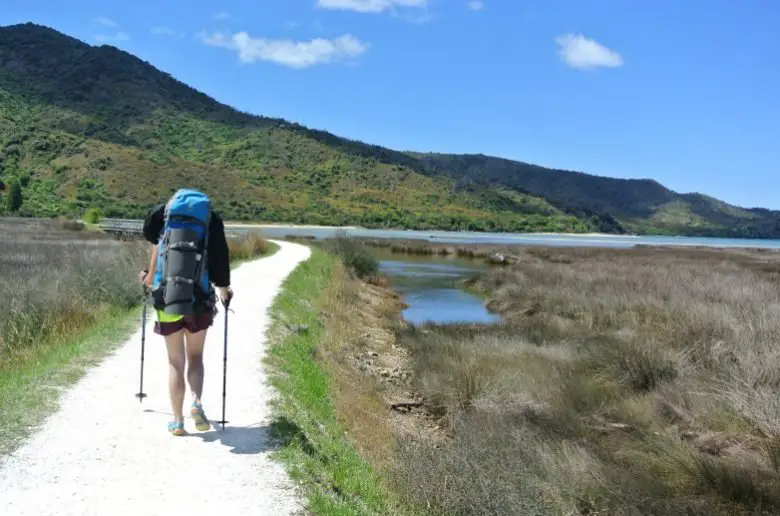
370, 249, 502, 326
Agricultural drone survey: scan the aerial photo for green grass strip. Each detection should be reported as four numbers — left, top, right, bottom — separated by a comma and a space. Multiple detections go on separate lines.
265, 249, 401, 515
0, 306, 139, 456
264, 241, 281, 258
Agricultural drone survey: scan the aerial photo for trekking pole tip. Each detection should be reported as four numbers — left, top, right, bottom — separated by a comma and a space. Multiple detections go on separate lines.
135, 392, 148, 402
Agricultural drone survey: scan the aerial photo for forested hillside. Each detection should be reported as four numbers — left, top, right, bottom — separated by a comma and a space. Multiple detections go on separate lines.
1, 23, 777, 237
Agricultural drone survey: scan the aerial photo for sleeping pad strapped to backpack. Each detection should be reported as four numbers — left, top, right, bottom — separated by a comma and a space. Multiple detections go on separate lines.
151, 189, 214, 316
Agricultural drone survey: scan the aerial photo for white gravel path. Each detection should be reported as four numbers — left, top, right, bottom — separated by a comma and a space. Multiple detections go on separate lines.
0, 240, 311, 516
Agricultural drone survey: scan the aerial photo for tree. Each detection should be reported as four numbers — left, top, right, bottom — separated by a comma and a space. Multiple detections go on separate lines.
6, 179, 22, 213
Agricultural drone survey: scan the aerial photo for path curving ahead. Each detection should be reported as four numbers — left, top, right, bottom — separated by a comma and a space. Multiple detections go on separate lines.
0, 240, 311, 516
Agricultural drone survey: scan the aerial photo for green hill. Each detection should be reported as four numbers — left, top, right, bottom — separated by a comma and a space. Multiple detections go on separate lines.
0, 23, 778, 237
408, 153, 780, 237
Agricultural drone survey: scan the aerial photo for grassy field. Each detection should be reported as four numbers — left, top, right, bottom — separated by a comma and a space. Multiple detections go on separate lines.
387, 245, 780, 515
0, 217, 276, 456
0, 217, 147, 368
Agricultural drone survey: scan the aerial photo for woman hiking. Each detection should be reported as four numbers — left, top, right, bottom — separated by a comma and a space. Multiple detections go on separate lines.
138, 189, 233, 436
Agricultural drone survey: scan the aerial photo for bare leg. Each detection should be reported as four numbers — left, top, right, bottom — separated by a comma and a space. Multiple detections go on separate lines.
185, 329, 207, 404
165, 330, 186, 422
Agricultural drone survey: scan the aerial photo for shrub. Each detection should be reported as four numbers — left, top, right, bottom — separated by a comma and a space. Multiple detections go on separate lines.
84, 207, 102, 224
6, 179, 22, 213
54, 217, 85, 231
322, 233, 378, 279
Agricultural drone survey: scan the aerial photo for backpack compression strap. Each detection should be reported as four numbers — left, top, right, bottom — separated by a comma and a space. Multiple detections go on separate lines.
156, 206, 211, 312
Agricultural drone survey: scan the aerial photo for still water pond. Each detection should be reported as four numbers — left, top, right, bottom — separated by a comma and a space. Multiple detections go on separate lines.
371, 249, 502, 326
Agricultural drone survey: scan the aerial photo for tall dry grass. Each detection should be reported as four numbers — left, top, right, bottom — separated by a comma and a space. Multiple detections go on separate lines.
358, 237, 515, 260
390, 246, 780, 515
322, 233, 380, 279
0, 218, 147, 367
0, 221, 275, 366
226, 232, 271, 261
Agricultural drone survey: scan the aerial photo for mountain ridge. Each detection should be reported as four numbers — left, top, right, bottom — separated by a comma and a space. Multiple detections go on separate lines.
1, 22, 778, 238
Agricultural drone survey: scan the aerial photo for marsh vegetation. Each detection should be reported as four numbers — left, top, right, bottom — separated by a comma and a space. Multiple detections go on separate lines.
389, 245, 780, 515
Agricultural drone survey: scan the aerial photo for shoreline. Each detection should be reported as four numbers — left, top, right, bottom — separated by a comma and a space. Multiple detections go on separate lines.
224, 222, 362, 230
428, 232, 640, 239
512, 232, 639, 238
223, 223, 636, 239
228, 225, 780, 249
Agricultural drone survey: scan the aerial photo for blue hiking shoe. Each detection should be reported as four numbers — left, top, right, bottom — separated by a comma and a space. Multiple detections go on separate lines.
168, 420, 186, 436
190, 401, 210, 431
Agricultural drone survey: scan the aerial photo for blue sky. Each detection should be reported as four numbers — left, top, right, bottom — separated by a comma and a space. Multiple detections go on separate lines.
2, 0, 778, 209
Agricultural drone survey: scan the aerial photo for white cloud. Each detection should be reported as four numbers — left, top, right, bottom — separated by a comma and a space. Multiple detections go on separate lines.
467, 1, 484, 11
403, 13, 434, 24
214, 12, 231, 20
151, 26, 185, 38
200, 32, 230, 47
94, 16, 118, 27
555, 34, 623, 70
316, 0, 427, 13
94, 32, 130, 43
199, 31, 369, 69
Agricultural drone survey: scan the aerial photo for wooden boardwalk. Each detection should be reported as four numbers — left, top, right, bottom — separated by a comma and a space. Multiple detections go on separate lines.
99, 218, 256, 238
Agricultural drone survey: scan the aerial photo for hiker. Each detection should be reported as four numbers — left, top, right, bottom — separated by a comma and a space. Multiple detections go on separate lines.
138, 189, 233, 436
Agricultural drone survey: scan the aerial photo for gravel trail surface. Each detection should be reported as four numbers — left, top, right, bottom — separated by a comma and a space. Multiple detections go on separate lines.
0, 240, 310, 516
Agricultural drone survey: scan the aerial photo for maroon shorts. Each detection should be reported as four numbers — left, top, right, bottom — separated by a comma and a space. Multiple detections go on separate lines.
154, 311, 215, 336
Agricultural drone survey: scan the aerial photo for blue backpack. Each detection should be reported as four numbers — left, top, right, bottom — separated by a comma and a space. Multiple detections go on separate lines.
151, 189, 213, 315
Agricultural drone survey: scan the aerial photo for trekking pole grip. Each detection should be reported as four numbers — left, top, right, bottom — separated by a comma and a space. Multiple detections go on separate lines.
222, 288, 233, 309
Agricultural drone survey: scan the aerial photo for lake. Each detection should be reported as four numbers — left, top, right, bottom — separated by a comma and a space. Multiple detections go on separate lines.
369, 248, 502, 326
247, 225, 780, 250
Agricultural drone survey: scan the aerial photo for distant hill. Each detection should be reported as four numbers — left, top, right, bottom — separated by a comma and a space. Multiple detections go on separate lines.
0, 23, 778, 237
408, 153, 780, 237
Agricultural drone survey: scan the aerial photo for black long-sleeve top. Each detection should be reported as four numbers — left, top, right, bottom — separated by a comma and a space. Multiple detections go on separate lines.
142, 204, 231, 287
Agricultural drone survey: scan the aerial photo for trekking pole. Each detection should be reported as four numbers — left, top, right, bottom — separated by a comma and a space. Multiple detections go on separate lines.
135, 285, 149, 402
217, 290, 233, 430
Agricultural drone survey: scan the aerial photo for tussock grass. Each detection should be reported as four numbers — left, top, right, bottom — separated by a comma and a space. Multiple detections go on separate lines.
321, 233, 379, 280
0, 218, 147, 366
390, 246, 780, 515
358, 237, 517, 261
226, 232, 278, 262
